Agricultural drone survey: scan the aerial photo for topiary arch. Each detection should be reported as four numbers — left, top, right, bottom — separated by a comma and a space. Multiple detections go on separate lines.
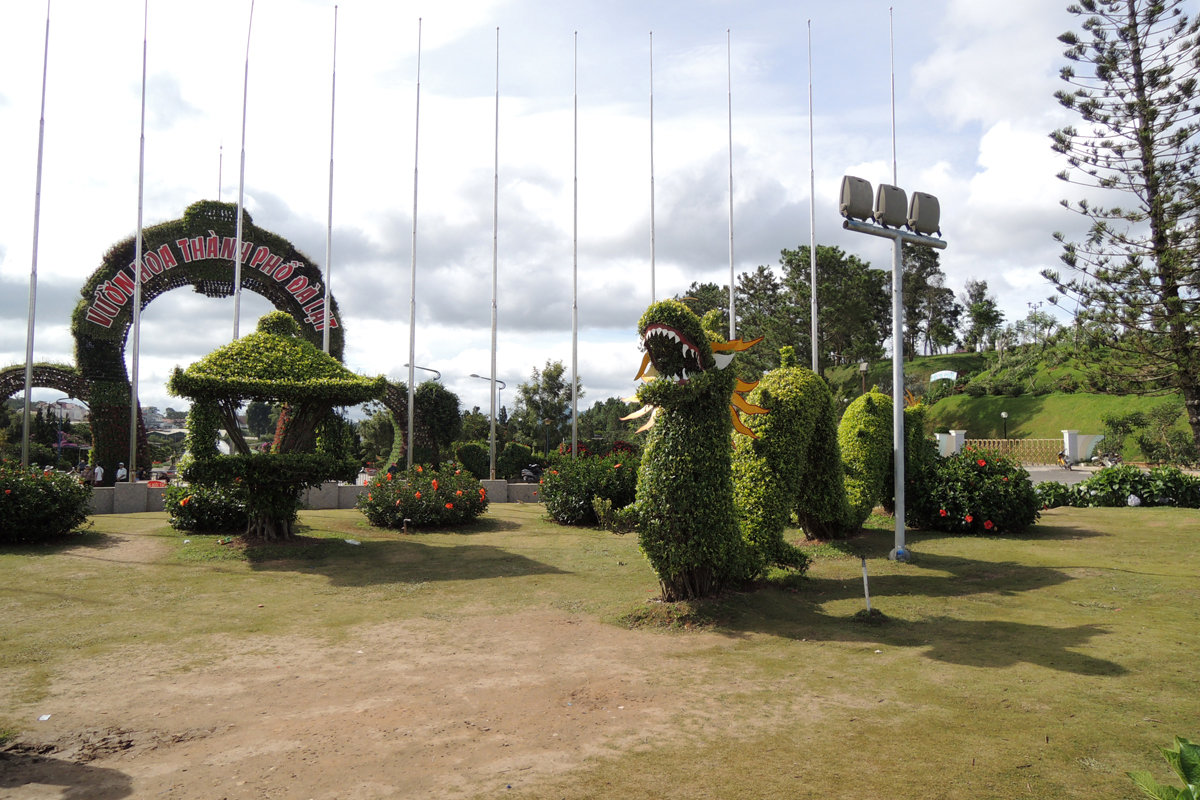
60, 200, 345, 484
0, 363, 89, 405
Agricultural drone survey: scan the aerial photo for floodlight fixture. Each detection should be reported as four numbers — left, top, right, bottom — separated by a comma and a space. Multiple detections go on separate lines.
873, 183, 908, 228
907, 191, 941, 236
839, 175, 873, 221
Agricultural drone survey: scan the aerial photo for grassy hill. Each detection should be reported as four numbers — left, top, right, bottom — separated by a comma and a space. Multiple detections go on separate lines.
824, 348, 1190, 461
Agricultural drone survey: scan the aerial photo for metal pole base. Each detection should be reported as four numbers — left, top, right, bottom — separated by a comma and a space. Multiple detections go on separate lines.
889, 546, 911, 562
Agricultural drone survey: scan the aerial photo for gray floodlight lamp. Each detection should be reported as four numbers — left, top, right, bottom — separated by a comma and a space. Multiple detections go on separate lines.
874, 183, 908, 228
840, 175, 874, 220
907, 191, 941, 236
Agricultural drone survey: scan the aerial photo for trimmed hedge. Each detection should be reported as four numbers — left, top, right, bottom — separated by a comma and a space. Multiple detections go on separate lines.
163, 482, 248, 532
0, 462, 92, 543
838, 390, 893, 528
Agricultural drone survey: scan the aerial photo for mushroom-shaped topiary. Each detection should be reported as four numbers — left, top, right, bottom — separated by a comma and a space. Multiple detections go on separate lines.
168, 311, 387, 541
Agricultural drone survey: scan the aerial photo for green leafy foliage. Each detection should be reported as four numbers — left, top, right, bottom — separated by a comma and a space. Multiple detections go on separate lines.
0, 462, 92, 543
1037, 465, 1200, 509
357, 464, 488, 529
909, 447, 1039, 534
497, 441, 536, 481
539, 452, 639, 526
731, 347, 837, 580
163, 482, 248, 532
1128, 736, 1200, 800
631, 300, 747, 601
455, 442, 489, 480
837, 390, 893, 527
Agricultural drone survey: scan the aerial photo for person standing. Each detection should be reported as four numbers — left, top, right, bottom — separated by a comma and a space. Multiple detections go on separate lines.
93, 463, 105, 486
116, 462, 128, 482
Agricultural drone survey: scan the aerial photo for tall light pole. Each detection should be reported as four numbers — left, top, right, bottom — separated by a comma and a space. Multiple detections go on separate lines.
1001, 410, 1008, 440
469, 373, 506, 480
840, 175, 946, 561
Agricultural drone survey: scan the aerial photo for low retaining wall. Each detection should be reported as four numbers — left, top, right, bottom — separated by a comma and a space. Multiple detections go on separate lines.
88, 480, 542, 515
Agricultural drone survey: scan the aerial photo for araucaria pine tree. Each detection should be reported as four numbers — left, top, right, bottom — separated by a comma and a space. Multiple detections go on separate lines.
1046, 0, 1200, 447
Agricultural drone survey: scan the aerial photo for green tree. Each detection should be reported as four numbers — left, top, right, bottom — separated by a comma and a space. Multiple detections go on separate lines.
960, 278, 1004, 352
412, 381, 461, 465
675, 281, 729, 331
903, 248, 962, 357
577, 396, 640, 447
245, 400, 273, 437
1047, 0, 1200, 448
357, 403, 395, 466
512, 360, 582, 453
780, 245, 890, 376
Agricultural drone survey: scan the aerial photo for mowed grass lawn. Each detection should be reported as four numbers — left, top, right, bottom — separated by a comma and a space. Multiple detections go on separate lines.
2, 503, 1198, 799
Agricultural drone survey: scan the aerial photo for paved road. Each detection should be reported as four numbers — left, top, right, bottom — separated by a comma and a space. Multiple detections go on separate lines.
1024, 464, 1099, 486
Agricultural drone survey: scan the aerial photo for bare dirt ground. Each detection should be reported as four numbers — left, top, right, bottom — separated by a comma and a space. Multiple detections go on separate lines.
0, 534, 735, 800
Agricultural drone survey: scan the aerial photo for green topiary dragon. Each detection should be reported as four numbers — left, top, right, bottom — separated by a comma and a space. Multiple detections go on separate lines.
622, 300, 768, 600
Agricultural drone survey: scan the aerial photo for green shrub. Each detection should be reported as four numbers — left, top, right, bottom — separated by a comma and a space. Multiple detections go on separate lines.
455, 442, 489, 480
909, 447, 1039, 534
1034, 480, 1079, 510
163, 482, 249, 532
0, 462, 92, 543
887, 404, 941, 520
357, 463, 488, 529
733, 346, 846, 568
1142, 465, 1200, 507
540, 452, 638, 526
838, 390, 893, 528
497, 442, 535, 481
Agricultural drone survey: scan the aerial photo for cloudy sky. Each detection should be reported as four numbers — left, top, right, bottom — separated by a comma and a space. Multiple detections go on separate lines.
0, 0, 1088, 417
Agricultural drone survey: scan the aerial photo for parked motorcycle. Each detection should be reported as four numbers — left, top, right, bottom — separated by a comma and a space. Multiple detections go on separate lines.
520, 463, 544, 483
1091, 451, 1123, 468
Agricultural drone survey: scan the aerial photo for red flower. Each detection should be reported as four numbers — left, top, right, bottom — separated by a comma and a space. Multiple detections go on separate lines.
551, 470, 559, 475
479, 488, 486, 499
455, 489, 463, 496
939, 509, 947, 517
455, 469, 461, 475
977, 459, 987, 467
984, 520, 994, 530
613, 463, 622, 469
395, 499, 401, 506
431, 479, 439, 491
415, 491, 421, 499
964, 514, 973, 523
181, 495, 192, 506
1002, 476, 1009, 482
4, 489, 10, 495
416, 465, 423, 473
386, 473, 393, 481
445, 502, 454, 509
367, 494, 373, 501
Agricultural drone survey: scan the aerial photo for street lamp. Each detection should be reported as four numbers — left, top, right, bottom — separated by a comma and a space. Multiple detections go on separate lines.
400, 363, 440, 468
403, 363, 441, 381
1001, 410, 1008, 440
840, 175, 948, 562
469, 373, 507, 480
859, 361, 869, 395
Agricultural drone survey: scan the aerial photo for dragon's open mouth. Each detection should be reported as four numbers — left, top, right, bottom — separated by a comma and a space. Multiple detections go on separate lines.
639, 323, 705, 384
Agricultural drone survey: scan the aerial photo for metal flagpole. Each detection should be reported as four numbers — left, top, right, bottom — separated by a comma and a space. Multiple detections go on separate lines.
489, 26, 500, 480
889, 5, 906, 559
726, 29, 735, 341
322, 5, 338, 353
406, 18, 423, 469
570, 31, 579, 458
128, 0, 149, 482
21, 0, 51, 468
649, 30, 656, 303
808, 19, 818, 373
232, 0, 255, 341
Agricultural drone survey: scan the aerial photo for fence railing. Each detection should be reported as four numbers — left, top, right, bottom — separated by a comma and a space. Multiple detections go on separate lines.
964, 438, 1062, 465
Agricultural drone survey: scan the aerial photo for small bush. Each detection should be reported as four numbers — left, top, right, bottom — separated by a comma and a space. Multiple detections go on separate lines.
910, 448, 1039, 534
455, 442, 489, 479
1034, 480, 1080, 509
164, 482, 249, 532
838, 391, 893, 527
497, 442, 535, 481
1051, 464, 1200, 509
357, 463, 488, 529
0, 462, 92, 543
540, 452, 638, 526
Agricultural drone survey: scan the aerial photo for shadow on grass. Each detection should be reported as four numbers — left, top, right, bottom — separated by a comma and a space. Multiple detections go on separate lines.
699, 549, 1126, 676
246, 536, 569, 587
0, 751, 133, 799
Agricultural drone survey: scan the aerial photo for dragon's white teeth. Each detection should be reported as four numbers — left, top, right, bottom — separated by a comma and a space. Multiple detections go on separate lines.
681, 343, 689, 357
681, 368, 689, 381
